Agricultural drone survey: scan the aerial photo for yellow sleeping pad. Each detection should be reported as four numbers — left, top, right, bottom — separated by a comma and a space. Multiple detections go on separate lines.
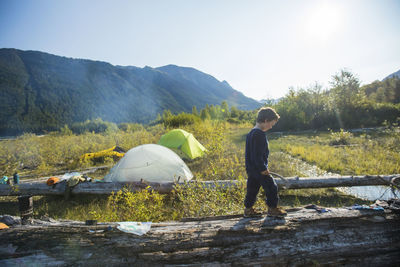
80, 146, 125, 163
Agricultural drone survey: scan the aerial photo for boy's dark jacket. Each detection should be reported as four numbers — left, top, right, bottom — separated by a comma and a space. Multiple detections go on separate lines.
245, 128, 269, 175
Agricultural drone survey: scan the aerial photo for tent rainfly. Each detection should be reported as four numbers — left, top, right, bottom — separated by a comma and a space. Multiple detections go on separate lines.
104, 144, 193, 183
158, 129, 206, 159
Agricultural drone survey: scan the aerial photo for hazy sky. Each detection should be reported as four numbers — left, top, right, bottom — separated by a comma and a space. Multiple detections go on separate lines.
1, 0, 399, 100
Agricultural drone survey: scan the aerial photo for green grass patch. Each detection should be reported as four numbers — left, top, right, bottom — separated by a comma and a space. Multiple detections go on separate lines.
274, 128, 400, 175
2, 123, 392, 222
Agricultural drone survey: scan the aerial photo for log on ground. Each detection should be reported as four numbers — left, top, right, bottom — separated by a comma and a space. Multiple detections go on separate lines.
0, 174, 399, 196
0, 208, 399, 265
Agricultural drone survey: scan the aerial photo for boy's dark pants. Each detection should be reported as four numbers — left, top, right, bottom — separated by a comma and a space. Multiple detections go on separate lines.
244, 172, 279, 208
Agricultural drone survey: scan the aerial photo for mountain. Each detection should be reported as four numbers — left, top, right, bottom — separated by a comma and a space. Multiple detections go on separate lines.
0, 49, 260, 134
383, 69, 400, 80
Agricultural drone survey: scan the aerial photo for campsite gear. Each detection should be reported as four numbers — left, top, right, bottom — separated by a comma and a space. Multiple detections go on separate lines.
158, 129, 206, 159
244, 207, 262, 217
305, 204, 330, 213
18, 195, 33, 224
0, 176, 8, 184
47, 177, 60, 186
268, 207, 287, 217
349, 204, 384, 211
117, 221, 152, 236
0, 215, 19, 226
62, 172, 81, 180
374, 199, 400, 213
0, 222, 9, 229
80, 146, 125, 163
83, 175, 92, 182
67, 175, 86, 187
104, 144, 193, 183
387, 198, 400, 213
61, 174, 86, 200
13, 173, 19, 184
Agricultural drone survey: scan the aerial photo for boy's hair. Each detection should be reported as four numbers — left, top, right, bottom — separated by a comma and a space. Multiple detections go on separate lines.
257, 107, 280, 123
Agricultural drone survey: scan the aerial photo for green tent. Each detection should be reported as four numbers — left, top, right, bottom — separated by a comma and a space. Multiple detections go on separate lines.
158, 129, 206, 159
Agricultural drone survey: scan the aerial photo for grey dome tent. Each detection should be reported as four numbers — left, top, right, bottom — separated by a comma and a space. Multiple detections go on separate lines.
104, 144, 193, 183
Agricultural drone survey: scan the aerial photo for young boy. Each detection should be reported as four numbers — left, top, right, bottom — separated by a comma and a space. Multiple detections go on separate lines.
244, 107, 287, 217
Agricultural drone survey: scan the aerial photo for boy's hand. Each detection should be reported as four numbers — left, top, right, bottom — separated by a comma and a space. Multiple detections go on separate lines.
261, 169, 270, 175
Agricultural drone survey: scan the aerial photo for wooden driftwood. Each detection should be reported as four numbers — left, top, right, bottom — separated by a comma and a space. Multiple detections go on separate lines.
0, 174, 399, 196
0, 207, 399, 265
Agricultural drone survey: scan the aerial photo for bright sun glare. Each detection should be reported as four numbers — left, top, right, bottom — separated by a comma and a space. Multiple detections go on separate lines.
305, 2, 342, 42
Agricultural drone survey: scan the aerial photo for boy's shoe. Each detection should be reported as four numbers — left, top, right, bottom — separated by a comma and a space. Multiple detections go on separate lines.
267, 207, 287, 217
244, 207, 262, 217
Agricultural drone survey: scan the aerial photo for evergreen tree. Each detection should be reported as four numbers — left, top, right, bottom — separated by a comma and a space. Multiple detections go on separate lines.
192, 106, 198, 116
221, 101, 230, 118
230, 106, 240, 118
200, 108, 211, 120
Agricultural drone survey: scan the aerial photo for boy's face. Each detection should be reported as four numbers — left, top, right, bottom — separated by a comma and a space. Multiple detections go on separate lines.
264, 119, 278, 131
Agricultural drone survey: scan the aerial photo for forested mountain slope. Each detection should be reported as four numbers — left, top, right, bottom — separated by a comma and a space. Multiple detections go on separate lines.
0, 49, 260, 134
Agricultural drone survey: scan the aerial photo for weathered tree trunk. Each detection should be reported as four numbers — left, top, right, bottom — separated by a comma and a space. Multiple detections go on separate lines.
1, 208, 399, 265
0, 174, 399, 196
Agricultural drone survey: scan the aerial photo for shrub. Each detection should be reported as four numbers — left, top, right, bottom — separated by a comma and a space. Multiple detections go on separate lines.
172, 180, 247, 218
70, 118, 118, 134
104, 187, 169, 222
227, 118, 241, 124
118, 123, 145, 133
163, 113, 201, 128
329, 129, 353, 145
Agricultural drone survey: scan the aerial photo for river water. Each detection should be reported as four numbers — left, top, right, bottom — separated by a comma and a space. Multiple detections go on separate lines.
280, 152, 399, 201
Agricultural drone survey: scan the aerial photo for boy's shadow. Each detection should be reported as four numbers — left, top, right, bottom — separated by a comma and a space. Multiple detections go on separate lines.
231, 215, 286, 231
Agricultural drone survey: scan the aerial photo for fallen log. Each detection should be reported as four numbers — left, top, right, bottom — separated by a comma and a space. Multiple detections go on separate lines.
0, 174, 399, 196
0, 207, 399, 265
